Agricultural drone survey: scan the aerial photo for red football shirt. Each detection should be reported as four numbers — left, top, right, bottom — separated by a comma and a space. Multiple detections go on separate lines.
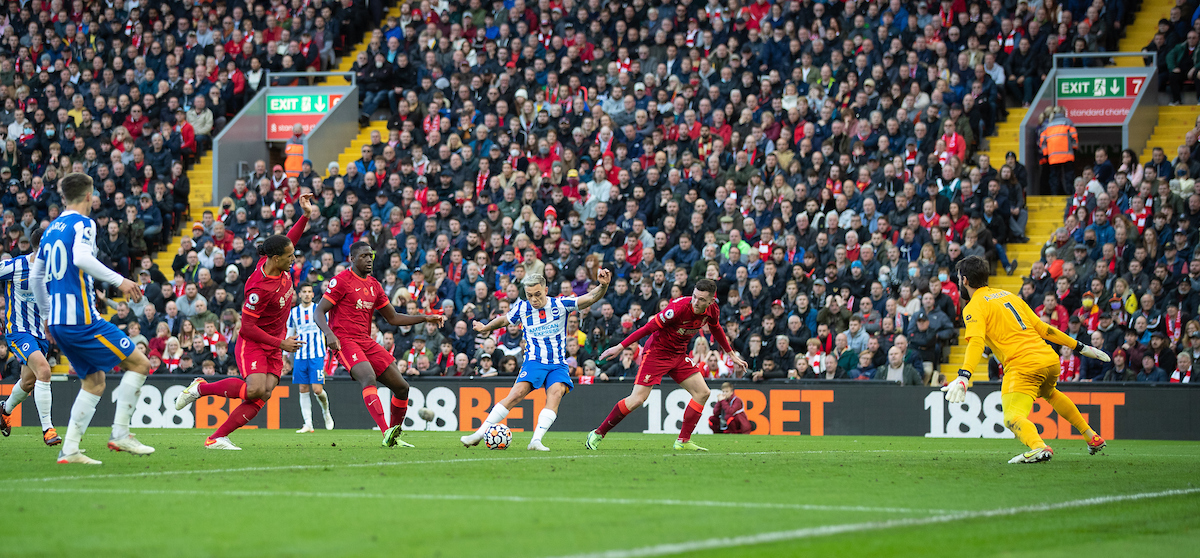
241, 258, 296, 344
646, 296, 720, 355
324, 268, 389, 340
239, 215, 309, 347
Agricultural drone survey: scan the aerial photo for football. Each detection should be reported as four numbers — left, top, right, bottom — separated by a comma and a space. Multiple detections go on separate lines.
484, 423, 511, 450
417, 407, 434, 421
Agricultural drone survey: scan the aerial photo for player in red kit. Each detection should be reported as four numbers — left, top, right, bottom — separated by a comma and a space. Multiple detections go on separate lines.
586, 279, 746, 451
174, 194, 316, 450
315, 241, 446, 448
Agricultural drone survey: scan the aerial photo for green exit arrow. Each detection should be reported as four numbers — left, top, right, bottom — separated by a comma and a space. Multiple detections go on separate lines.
315, 97, 327, 112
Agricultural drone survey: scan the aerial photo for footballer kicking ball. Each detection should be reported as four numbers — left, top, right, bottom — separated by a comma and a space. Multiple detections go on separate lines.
484, 424, 512, 450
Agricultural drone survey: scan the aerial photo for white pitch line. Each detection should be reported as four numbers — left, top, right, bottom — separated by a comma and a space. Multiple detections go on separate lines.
0, 486, 960, 515
14, 453, 603, 483
16, 447, 1196, 484
545, 487, 1200, 558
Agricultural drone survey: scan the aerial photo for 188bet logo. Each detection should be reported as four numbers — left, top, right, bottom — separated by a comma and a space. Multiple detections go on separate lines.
924, 391, 1013, 438
114, 384, 195, 428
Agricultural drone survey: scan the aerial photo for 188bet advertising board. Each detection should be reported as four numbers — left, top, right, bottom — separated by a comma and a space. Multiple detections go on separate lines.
5, 378, 1196, 440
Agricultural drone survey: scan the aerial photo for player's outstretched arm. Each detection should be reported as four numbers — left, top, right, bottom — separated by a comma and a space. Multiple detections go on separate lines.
239, 310, 288, 349
314, 296, 341, 352
73, 222, 141, 301
473, 315, 508, 334
379, 303, 445, 328
286, 194, 315, 244
574, 268, 611, 311
1030, 318, 1111, 361
707, 321, 747, 372
599, 319, 663, 361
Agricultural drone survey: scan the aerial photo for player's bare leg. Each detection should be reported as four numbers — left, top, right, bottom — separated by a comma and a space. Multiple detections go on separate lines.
587, 384, 652, 450
528, 383, 568, 451
58, 371, 105, 464
205, 373, 279, 451
311, 383, 333, 430
108, 350, 155, 455
296, 384, 315, 433
2, 351, 57, 444
462, 381, 533, 447
1003, 392, 1053, 463
377, 363, 414, 447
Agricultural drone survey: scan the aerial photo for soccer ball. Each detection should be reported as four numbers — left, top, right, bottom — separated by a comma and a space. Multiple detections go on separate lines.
417, 407, 435, 421
484, 424, 512, 450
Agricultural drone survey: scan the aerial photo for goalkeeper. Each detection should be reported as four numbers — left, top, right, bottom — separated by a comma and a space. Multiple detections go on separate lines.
944, 256, 1111, 464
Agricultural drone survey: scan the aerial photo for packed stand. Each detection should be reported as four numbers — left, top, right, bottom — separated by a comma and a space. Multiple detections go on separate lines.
0, 0, 386, 377
7, 0, 1134, 383
252, 0, 1106, 385
1035, 139, 1200, 384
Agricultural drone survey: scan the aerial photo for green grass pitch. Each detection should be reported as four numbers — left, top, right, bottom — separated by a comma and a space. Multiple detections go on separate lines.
1, 428, 1197, 557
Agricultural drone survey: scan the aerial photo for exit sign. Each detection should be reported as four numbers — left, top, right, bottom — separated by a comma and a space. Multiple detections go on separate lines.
266, 94, 344, 114
1056, 76, 1145, 99
265, 92, 345, 140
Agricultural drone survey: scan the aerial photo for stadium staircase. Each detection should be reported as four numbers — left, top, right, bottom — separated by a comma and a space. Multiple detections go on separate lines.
1140, 105, 1200, 162
332, 121, 390, 175
328, 4, 405, 86
1115, 0, 1175, 67
934, 106, 1035, 383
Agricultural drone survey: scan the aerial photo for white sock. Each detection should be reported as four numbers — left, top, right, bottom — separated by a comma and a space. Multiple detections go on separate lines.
298, 391, 313, 425
472, 404, 509, 439
530, 409, 557, 444
111, 373, 146, 439
315, 390, 330, 414
34, 380, 52, 430
4, 383, 29, 414
63, 390, 101, 455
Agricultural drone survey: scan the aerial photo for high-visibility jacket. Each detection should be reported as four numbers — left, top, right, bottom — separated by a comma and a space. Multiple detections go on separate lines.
284, 142, 305, 178
1038, 116, 1078, 165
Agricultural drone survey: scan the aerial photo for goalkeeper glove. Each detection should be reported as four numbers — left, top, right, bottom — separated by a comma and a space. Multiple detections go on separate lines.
941, 370, 970, 403
1076, 343, 1111, 363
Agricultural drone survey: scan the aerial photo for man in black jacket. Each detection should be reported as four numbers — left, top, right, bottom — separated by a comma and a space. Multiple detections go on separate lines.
359, 52, 393, 122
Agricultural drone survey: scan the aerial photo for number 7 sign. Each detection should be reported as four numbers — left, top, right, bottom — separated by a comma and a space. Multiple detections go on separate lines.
1126, 76, 1145, 96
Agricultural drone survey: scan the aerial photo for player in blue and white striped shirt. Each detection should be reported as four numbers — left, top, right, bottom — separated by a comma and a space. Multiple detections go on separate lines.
287, 284, 333, 433
0, 229, 59, 445
462, 269, 612, 451
30, 173, 154, 464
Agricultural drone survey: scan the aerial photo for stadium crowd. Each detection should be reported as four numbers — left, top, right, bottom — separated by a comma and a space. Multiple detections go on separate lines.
2, 0, 1181, 386
1041, 139, 1200, 384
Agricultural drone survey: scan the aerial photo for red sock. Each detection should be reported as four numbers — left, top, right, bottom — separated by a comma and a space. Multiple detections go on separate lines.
597, 399, 632, 437
210, 398, 265, 440
362, 386, 388, 431
390, 396, 408, 429
678, 399, 704, 442
198, 377, 245, 398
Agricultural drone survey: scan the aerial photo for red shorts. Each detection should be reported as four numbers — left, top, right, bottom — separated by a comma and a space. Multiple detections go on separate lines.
336, 338, 395, 376
236, 340, 284, 378
635, 350, 702, 386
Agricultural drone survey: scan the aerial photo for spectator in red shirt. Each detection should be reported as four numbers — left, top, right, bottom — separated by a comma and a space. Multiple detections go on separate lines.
709, 383, 751, 433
